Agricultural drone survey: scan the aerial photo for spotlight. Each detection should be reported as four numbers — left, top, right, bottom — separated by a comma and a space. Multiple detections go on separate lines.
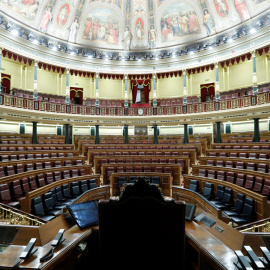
216, 39, 220, 45
202, 43, 207, 49
27, 33, 32, 40
249, 28, 256, 34
57, 44, 62, 51
46, 41, 51, 47
222, 36, 227, 43
64, 46, 68, 53
5, 23, 11, 30
178, 50, 183, 56
82, 50, 86, 56
132, 55, 136, 60
257, 21, 263, 28
242, 28, 247, 35
40, 38, 45, 45
19, 29, 25, 37
235, 32, 240, 38
11, 29, 19, 36
0, 17, 3, 25
184, 48, 189, 54
166, 52, 171, 57
93, 52, 96, 58
227, 37, 233, 43
196, 45, 201, 51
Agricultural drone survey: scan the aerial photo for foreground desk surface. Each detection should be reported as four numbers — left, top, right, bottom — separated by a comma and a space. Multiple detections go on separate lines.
0, 214, 240, 270
185, 215, 238, 270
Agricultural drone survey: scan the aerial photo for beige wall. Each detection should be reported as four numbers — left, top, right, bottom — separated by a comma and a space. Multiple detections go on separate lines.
99, 79, 124, 99
157, 76, 183, 98
2, 53, 270, 99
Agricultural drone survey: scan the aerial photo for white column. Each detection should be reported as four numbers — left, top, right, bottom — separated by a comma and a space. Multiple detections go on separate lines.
33, 60, 38, 101
252, 51, 258, 95
215, 62, 220, 101
124, 74, 128, 108
95, 73, 99, 107
153, 73, 157, 108
66, 68, 70, 104
183, 69, 187, 105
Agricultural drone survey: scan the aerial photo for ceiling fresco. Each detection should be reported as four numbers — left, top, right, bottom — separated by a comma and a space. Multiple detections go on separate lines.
0, 0, 269, 50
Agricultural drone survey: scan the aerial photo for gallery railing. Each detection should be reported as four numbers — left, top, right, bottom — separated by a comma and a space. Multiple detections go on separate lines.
0, 92, 268, 117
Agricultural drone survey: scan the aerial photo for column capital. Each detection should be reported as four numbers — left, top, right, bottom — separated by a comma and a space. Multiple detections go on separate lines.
215, 62, 219, 68
251, 50, 256, 57
153, 73, 157, 79
0, 48, 2, 54
182, 69, 186, 75
96, 73, 99, 79
66, 68, 70, 74
124, 74, 128, 79
34, 60, 39, 66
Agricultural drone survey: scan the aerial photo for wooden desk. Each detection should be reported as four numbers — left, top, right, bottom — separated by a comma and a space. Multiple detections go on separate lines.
94, 155, 190, 174
101, 163, 181, 186
185, 217, 239, 270
88, 149, 196, 165
111, 172, 172, 196
83, 143, 202, 157
19, 175, 101, 213
183, 174, 270, 220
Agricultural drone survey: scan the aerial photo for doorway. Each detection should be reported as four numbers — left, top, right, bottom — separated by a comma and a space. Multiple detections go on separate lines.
1, 74, 11, 94
200, 83, 215, 102
70, 88, 83, 105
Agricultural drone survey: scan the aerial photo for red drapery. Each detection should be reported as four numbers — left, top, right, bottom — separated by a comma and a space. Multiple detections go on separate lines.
200, 83, 215, 102
1, 74, 11, 94
131, 79, 151, 103
70, 87, 83, 105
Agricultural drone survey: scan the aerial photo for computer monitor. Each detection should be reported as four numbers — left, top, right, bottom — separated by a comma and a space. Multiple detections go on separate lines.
67, 200, 99, 229
185, 203, 196, 221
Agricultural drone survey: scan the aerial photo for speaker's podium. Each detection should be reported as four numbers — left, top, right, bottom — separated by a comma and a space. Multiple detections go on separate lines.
98, 177, 186, 270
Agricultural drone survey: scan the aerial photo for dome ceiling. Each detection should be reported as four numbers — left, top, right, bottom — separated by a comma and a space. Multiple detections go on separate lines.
1, 0, 269, 51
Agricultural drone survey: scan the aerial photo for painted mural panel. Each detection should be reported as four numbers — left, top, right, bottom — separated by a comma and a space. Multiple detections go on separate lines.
160, 2, 200, 43
234, 0, 250, 22
39, 6, 53, 32
88, 0, 122, 9
56, 3, 70, 27
82, 8, 119, 45
213, 0, 229, 17
0, 0, 41, 21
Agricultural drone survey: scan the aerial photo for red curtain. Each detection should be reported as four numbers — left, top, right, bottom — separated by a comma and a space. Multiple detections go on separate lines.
70, 87, 83, 105
1, 74, 11, 94
131, 79, 151, 103
200, 83, 215, 102
131, 81, 138, 103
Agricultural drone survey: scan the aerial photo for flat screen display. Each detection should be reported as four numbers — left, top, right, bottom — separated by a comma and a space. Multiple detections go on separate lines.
67, 200, 99, 229
185, 203, 196, 221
